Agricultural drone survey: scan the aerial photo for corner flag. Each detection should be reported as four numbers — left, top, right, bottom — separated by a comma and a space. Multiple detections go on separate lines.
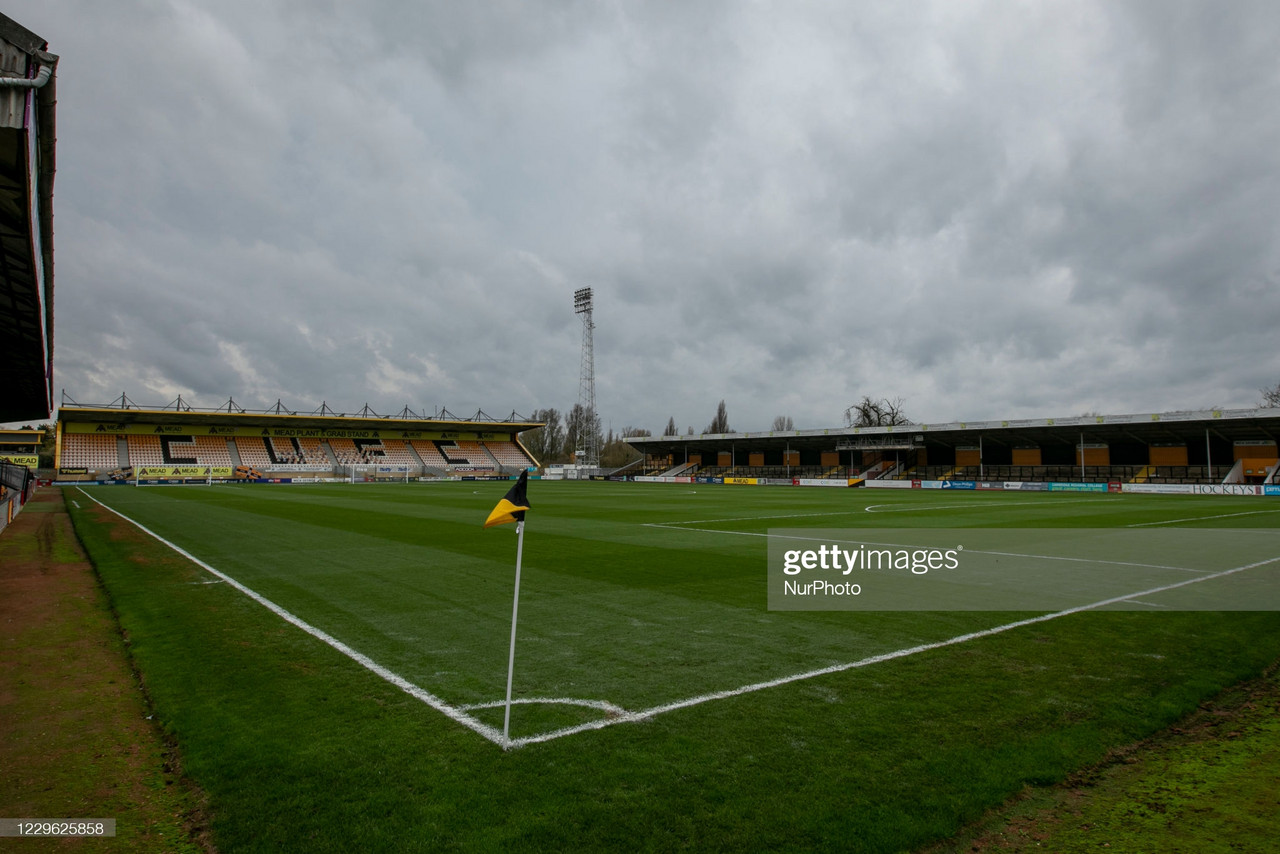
484, 470, 530, 528
484, 469, 533, 746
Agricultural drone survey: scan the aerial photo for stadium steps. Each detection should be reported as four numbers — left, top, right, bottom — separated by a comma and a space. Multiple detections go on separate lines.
939, 466, 958, 480
227, 439, 243, 467
115, 436, 129, 468
862, 461, 893, 480
318, 442, 338, 464
659, 462, 696, 477
1130, 465, 1155, 483
404, 443, 426, 468
604, 458, 645, 477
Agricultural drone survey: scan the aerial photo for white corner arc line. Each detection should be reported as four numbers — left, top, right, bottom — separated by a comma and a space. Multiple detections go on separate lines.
76, 488, 509, 748
460, 697, 629, 715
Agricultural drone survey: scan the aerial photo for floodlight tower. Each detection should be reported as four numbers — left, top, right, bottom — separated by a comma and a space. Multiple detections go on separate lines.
573, 287, 599, 473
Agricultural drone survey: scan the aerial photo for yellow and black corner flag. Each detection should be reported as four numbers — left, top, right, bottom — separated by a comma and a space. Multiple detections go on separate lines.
484, 470, 530, 528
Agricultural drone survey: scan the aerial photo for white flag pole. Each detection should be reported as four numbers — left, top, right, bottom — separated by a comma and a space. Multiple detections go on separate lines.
502, 518, 526, 745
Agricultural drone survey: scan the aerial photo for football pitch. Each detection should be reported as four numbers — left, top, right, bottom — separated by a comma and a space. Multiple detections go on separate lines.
67, 482, 1280, 852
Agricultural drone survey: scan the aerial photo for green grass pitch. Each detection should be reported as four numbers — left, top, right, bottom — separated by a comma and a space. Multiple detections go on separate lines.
66, 482, 1280, 852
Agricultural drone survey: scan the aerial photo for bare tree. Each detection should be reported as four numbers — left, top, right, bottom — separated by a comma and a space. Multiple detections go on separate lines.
771, 415, 794, 431
664, 416, 678, 436
565, 403, 603, 462
521, 408, 565, 464
843, 396, 911, 427
1262, 381, 1280, 408
706, 400, 732, 434
600, 426, 651, 468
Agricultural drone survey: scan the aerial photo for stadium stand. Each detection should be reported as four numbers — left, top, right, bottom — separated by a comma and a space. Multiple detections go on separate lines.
234, 437, 274, 468
121, 435, 233, 468
906, 464, 1216, 484
298, 438, 329, 463
1148, 466, 1212, 484
451, 441, 496, 468
408, 440, 448, 467
327, 438, 364, 465
127, 435, 165, 467
482, 440, 533, 469
402, 440, 496, 469
60, 433, 121, 470
658, 462, 697, 477
370, 439, 418, 467
267, 437, 303, 464
52, 402, 546, 483
193, 436, 233, 466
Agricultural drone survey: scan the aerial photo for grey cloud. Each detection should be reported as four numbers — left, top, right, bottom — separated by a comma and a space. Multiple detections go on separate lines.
9, 0, 1280, 433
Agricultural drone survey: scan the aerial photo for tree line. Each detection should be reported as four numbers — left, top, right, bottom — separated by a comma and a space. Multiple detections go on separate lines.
518, 395, 917, 469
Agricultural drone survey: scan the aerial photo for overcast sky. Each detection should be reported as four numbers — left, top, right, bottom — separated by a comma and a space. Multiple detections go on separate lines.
11, 1, 1280, 433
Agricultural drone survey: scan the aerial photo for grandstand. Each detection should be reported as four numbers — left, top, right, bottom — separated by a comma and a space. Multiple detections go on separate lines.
370, 439, 419, 468
54, 399, 540, 483
627, 408, 1280, 487
234, 437, 275, 468
409, 440, 449, 468
484, 440, 537, 469
52, 400, 1279, 489
58, 431, 119, 470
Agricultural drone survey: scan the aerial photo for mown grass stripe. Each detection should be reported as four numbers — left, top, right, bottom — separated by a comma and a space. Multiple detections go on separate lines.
77, 487, 508, 748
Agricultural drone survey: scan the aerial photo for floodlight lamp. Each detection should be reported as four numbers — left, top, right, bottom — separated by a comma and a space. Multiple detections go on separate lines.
574, 287, 593, 313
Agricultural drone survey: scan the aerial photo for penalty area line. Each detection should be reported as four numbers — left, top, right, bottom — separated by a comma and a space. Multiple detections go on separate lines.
507, 551, 1280, 749
75, 488, 510, 749
1126, 508, 1280, 527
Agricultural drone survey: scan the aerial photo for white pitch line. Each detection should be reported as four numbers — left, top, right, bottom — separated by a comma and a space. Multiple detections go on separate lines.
506, 551, 1280, 748
969, 548, 1205, 574
1126, 508, 1280, 527
645, 524, 1203, 573
648, 510, 858, 526
76, 488, 509, 749
644, 522, 771, 537
654, 498, 1104, 527
74, 487, 1280, 752
460, 697, 629, 715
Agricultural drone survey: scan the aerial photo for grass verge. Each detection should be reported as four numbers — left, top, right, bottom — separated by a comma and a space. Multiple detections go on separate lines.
923, 662, 1280, 852
0, 489, 206, 852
